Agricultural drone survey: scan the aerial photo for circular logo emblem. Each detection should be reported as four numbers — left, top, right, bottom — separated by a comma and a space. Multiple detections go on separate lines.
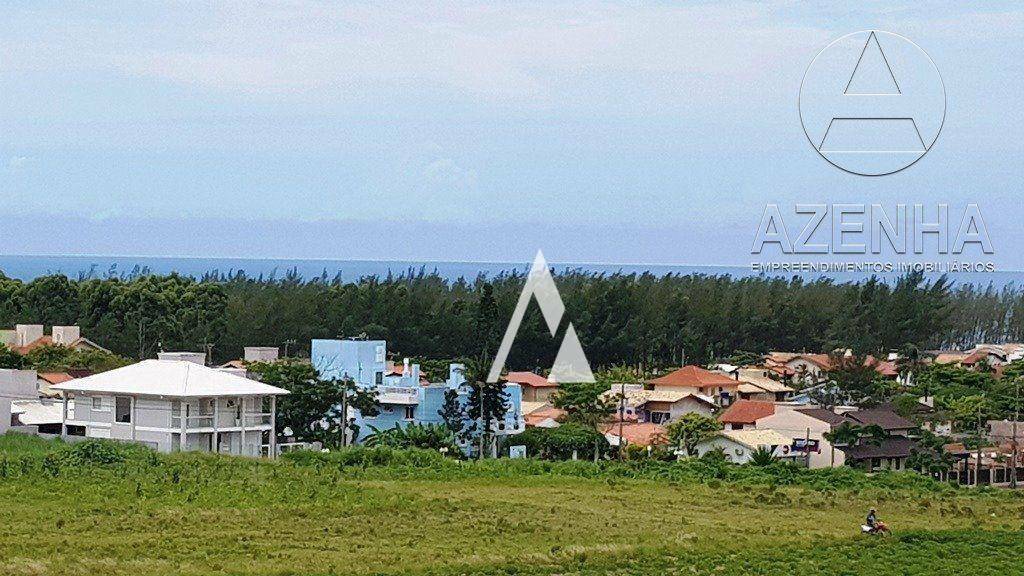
799, 31, 945, 176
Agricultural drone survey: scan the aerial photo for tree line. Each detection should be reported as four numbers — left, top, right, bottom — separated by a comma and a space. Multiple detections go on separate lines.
2, 268, 1024, 370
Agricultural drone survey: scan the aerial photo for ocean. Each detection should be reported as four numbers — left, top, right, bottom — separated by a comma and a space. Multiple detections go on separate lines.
0, 254, 1020, 288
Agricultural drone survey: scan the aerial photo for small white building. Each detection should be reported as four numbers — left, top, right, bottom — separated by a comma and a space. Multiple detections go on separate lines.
1, 369, 41, 435
52, 359, 289, 457
694, 429, 798, 464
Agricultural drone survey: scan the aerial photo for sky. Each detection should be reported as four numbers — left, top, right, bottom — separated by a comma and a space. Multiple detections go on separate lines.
1, 1, 1022, 267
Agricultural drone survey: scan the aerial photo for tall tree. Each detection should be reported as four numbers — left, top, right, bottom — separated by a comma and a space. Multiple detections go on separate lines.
666, 413, 722, 457
551, 380, 617, 461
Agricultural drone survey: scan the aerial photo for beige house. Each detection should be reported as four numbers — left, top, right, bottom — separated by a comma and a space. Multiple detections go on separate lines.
755, 407, 847, 468
647, 366, 740, 407
1, 324, 110, 355
605, 385, 716, 425
503, 371, 559, 402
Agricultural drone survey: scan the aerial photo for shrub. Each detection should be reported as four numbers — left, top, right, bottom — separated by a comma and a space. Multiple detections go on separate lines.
513, 423, 610, 460
363, 423, 460, 454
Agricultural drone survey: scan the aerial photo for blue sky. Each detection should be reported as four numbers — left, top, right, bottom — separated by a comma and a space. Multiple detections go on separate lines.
1, 2, 1022, 266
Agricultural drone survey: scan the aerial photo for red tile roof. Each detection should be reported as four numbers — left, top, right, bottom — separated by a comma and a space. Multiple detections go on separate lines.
718, 400, 776, 425
648, 366, 739, 389
793, 354, 832, 370
961, 350, 989, 365
13, 336, 54, 355
523, 406, 565, 427
38, 372, 74, 385
601, 422, 668, 447
385, 363, 430, 384
11, 335, 109, 355
863, 355, 898, 376
504, 371, 558, 388
871, 359, 898, 377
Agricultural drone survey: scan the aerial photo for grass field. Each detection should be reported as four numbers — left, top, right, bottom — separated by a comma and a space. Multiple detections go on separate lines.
1, 435, 1023, 576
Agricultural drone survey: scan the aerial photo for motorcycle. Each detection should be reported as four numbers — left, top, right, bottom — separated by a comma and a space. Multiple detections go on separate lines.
861, 521, 890, 535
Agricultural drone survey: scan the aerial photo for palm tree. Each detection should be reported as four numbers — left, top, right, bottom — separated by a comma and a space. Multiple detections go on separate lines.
749, 446, 778, 466
824, 422, 888, 466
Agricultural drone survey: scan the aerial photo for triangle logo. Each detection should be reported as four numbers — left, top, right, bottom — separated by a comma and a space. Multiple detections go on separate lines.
845, 31, 901, 95
486, 250, 595, 384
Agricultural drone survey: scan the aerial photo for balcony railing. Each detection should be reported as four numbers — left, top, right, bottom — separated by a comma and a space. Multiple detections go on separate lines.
244, 413, 273, 426
171, 413, 272, 429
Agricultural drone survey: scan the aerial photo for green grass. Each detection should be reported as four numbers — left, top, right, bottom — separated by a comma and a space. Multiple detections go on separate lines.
1, 434, 1022, 575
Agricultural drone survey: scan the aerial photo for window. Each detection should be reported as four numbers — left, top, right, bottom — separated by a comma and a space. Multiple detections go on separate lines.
199, 398, 214, 416
375, 372, 384, 386
650, 411, 671, 425
404, 406, 415, 420
115, 396, 132, 424
92, 397, 103, 410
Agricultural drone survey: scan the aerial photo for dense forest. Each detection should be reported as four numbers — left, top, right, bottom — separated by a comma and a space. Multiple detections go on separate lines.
1, 268, 1024, 370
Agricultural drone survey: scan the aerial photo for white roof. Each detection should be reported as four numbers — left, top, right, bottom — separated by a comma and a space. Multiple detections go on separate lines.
11, 400, 64, 425
736, 369, 793, 393
521, 401, 549, 415
603, 388, 716, 406
51, 360, 289, 398
720, 428, 793, 449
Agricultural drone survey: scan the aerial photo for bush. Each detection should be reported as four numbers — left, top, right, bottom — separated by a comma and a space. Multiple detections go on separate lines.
37, 439, 157, 476
513, 423, 610, 460
363, 423, 460, 454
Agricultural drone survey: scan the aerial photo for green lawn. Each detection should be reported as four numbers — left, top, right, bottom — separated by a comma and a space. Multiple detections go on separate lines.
1, 435, 1022, 575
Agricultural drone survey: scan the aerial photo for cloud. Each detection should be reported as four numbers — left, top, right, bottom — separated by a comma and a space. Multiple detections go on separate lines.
0, 2, 834, 113
5, 156, 33, 172
423, 158, 477, 190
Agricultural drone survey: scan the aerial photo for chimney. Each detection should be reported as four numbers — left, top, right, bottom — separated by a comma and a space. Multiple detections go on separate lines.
52, 326, 81, 345
403, 358, 410, 375
244, 346, 280, 362
158, 352, 207, 365
411, 363, 421, 384
448, 363, 466, 388
15, 325, 43, 347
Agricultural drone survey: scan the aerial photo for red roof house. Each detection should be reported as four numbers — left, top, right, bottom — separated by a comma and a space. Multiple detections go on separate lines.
647, 366, 739, 405
718, 399, 776, 430
503, 371, 559, 402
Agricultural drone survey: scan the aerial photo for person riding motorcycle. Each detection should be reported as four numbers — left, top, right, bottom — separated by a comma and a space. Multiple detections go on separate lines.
866, 508, 878, 529
863, 508, 888, 534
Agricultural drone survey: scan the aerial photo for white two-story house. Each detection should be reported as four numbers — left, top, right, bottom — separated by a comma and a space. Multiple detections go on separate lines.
52, 359, 289, 457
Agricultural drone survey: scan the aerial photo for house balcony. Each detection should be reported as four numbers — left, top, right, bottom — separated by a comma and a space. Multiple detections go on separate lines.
376, 386, 420, 405
171, 413, 274, 430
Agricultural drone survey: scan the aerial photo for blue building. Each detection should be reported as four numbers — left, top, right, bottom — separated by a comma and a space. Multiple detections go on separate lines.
311, 339, 524, 453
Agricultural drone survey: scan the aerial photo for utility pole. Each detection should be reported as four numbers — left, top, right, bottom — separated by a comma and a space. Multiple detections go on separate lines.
804, 427, 812, 468
1012, 379, 1020, 489
340, 382, 349, 448
618, 381, 626, 461
975, 400, 983, 488
283, 339, 296, 358
478, 381, 485, 461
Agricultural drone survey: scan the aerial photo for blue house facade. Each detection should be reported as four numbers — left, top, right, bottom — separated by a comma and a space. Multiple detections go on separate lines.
311, 339, 524, 453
